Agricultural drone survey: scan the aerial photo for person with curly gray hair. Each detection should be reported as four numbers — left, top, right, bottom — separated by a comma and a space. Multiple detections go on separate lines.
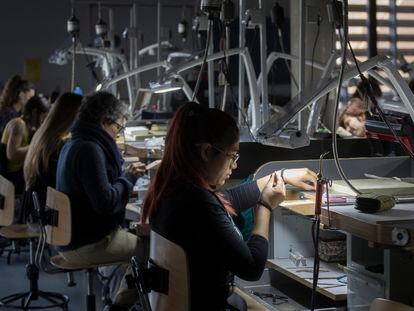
55, 92, 146, 305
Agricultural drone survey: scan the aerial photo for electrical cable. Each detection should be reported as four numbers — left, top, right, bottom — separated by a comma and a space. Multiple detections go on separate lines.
80, 44, 100, 83
276, 26, 331, 133
215, 19, 257, 141
310, 16, 321, 86
346, 42, 414, 159
271, 2, 299, 90
310, 216, 320, 311
276, 29, 299, 89
192, 17, 213, 102
221, 41, 258, 142
326, 179, 333, 227
332, 0, 414, 159
331, 0, 362, 195
310, 152, 328, 311
68, 4, 79, 92
71, 36, 77, 91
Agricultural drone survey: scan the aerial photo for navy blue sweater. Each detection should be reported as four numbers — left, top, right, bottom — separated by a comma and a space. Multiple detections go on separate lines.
56, 122, 136, 251
151, 181, 267, 310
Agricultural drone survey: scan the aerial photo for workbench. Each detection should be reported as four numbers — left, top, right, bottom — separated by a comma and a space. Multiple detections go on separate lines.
241, 156, 414, 310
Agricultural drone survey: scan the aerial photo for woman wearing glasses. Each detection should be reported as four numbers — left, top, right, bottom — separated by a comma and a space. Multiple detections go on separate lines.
55, 92, 147, 305
142, 102, 317, 310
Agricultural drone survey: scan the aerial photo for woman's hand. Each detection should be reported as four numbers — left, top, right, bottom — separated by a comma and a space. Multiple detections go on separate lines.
260, 173, 286, 209
282, 168, 317, 191
127, 162, 146, 178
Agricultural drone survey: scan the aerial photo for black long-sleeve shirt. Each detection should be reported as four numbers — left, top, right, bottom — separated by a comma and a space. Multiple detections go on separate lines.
151, 181, 266, 310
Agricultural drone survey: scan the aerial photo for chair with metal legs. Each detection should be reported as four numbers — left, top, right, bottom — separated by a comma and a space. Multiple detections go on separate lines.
0, 175, 69, 310
37, 187, 125, 311
130, 230, 190, 311
0, 175, 31, 265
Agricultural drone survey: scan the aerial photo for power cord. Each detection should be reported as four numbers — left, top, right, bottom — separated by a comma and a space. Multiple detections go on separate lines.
331, 0, 361, 195
276, 28, 299, 89
272, 7, 329, 133
221, 44, 258, 142
332, 0, 414, 161
218, 20, 258, 142
346, 43, 414, 159
192, 17, 213, 102
80, 44, 100, 83
310, 215, 321, 311
271, 2, 299, 90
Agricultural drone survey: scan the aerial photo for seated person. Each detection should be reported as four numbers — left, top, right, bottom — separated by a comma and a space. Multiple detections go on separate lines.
56, 91, 146, 304
0, 75, 35, 136
23, 93, 82, 222
141, 102, 317, 310
1, 95, 49, 195
337, 97, 367, 138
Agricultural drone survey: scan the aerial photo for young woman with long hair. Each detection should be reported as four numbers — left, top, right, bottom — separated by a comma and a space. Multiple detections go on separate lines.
142, 102, 317, 310
0, 75, 35, 135
23, 93, 83, 220
1, 95, 49, 195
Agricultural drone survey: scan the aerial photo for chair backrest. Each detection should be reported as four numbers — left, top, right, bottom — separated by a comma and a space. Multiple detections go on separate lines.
45, 187, 71, 246
149, 230, 190, 311
370, 298, 414, 311
0, 175, 15, 226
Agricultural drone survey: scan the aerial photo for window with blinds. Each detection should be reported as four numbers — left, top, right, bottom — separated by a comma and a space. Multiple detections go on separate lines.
348, 0, 414, 66
345, 0, 414, 93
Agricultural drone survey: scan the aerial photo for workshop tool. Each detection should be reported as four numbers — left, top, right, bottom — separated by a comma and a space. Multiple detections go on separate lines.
311, 151, 330, 311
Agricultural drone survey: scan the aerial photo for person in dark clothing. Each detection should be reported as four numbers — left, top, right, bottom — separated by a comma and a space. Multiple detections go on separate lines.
0, 75, 35, 136
142, 102, 317, 310
23, 93, 83, 223
56, 91, 146, 305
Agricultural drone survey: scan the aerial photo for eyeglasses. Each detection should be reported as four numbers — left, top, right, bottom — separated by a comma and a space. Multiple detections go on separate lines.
212, 146, 240, 164
113, 121, 125, 134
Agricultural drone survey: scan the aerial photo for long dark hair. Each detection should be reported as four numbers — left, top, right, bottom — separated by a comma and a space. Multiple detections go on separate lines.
141, 102, 239, 223
0, 75, 34, 111
24, 93, 82, 188
22, 95, 50, 132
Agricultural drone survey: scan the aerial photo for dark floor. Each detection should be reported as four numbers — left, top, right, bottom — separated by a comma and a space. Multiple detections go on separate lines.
0, 247, 105, 311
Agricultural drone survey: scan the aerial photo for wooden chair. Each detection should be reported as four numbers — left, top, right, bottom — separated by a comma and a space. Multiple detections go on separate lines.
42, 187, 126, 311
0, 175, 38, 264
148, 230, 190, 311
370, 298, 414, 311
0, 176, 69, 310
